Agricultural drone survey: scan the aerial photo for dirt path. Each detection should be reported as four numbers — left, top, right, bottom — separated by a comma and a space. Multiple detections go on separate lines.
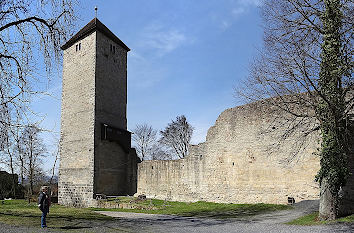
91, 200, 353, 233
248, 199, 319, 224
97, 199, 320, 224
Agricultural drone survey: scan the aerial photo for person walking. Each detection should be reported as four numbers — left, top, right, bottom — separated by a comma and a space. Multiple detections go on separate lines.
38, 186, 51, 228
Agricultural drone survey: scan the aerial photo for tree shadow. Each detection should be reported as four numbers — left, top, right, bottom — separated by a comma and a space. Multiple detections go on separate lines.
58, 225, 92, 230
174, 205, 291, 220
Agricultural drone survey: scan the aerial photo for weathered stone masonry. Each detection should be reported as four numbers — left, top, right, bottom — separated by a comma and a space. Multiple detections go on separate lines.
59, 18, 138, 207
137, 101, 354, 214
58, 18, 354, 214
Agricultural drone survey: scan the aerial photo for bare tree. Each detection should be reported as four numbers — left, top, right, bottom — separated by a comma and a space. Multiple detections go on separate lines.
159, 115, 193, 159
49, 138, 60, 185
0, 107, 25, 198
0, 108, 17, 197
18, 124, 46, 197
0, 0, 77, 120
237, 0, 353, 220
0, 0, 77, 169
150, 144, 173, 160
132, 124, 157, 161
0, 0, 77, 199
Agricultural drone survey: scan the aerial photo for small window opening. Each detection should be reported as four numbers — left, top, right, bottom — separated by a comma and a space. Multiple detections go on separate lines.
152, 166, 154, 169
76, 44, 78, 51
113, 46, 116, 54
78, 43, 81, 50
110, 44, 112, 52
232, 162, 235, 166
288, 197, 295, 205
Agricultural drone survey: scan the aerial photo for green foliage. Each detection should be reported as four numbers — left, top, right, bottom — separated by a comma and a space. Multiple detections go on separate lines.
315, 0, 350, 195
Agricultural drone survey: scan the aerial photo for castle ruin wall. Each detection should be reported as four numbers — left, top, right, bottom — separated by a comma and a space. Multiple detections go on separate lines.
137, 101, 322, 204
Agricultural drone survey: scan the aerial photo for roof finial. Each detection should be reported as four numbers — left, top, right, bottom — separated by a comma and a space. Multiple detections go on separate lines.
95, 6, 98, 18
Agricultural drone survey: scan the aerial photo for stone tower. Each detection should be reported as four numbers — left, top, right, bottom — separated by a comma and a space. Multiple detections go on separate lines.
59, 18, 138, 207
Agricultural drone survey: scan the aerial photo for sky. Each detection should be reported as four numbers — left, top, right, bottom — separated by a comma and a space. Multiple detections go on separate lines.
32, 0, 263, 170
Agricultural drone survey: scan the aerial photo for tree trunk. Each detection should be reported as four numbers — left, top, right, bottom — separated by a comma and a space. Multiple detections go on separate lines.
7, 147, 16, 198
29, 165, 33, 197
4, 128, 16, 198
319, 179, 338, 220
317, 0, 348, 220
50, 148, 59, 185
29, 147, 33, 196
10, 164, 16, 198
20, 160, 24, 185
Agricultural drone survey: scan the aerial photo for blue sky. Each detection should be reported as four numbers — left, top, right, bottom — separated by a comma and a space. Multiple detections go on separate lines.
33, 0, 263, 169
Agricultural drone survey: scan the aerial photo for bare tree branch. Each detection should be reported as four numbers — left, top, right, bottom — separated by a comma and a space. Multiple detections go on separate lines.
159, 115, 193, 159
132, 123, 157, 161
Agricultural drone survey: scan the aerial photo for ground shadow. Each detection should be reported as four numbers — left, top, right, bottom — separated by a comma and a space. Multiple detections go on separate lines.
59, 226, 92, 230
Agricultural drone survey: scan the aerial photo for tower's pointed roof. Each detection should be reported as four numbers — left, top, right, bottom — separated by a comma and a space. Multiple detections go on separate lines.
61, 18, 130, 51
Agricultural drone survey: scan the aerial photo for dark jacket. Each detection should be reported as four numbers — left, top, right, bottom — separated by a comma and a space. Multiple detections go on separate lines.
38, 192, 50, 212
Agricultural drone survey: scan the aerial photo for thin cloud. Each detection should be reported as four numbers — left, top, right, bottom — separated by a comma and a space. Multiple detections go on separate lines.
140, 23, 187, 56
233, 0, 262, 17
129, 51, 146, 62
129, 64, 167, 88
232, 7, 246, 17
219, 0, 261, 30
221, 20, 232, 30
238, 0, 263, 7
127, 23, 189, 88
128, 51, 167, 88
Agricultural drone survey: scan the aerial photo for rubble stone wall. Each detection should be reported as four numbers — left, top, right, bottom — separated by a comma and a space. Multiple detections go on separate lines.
59, 30, 137, 207
59, 32, 97, 207
137, 102, 322, 204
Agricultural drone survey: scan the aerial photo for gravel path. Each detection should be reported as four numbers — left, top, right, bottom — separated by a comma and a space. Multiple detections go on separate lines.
248, 199, 320, 224
1, 200, 353, 233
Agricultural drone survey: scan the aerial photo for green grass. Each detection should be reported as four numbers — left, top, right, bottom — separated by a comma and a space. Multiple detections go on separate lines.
287, 212, 354, 225
287, 212, 321, 225
337, 214, 354, 223
0, 199, 113, 229
0, 198, 291, 231
93, 197, 291, 219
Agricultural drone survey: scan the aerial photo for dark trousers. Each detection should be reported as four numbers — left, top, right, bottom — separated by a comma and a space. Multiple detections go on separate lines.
41, 209, 48, 228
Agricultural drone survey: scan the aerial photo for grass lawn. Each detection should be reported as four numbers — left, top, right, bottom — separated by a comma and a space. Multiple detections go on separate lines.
287, 212, 354, 225
0, 198, 291, 230
92, 197, 291, 219
0, 199, 113, 229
